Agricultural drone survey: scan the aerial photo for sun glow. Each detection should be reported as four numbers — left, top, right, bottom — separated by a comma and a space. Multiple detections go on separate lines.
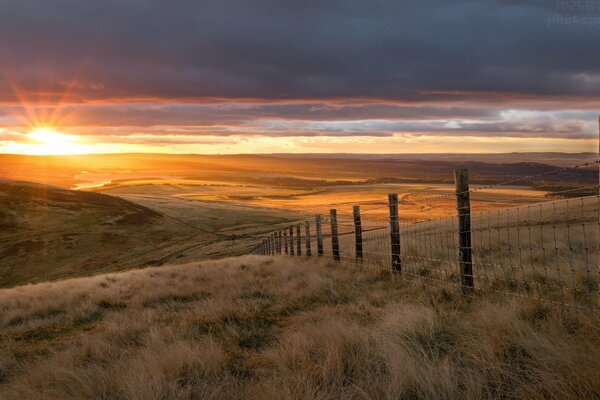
25, 127, 91, 155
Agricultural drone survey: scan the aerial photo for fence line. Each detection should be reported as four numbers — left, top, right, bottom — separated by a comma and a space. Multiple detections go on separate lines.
251, 163, 600, 308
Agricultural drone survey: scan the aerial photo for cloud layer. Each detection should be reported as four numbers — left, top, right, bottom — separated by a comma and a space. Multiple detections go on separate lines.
0, 0, 599, 152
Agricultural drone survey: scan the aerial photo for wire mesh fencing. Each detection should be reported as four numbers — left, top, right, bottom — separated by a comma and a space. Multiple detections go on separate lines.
251, 164, 600, 308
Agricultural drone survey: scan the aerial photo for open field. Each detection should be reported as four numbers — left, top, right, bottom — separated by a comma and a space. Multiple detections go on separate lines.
0, 153, 596, 190
100, 180, 551, 221
2, 152, 595, 223
1, 152, 596, 288
1, 256, 599, 399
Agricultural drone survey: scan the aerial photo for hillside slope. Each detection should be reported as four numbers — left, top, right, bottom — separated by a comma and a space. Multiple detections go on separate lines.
0, 180, 298, 287
0, 256, 598, 399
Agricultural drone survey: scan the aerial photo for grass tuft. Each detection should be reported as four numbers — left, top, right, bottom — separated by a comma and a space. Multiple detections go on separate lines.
0, 255, 599, 399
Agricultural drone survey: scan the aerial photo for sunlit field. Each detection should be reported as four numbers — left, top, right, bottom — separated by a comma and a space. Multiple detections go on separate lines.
100, 179, 550, 221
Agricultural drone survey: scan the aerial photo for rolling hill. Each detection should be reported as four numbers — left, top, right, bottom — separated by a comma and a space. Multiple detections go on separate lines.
0, 179, 299, 287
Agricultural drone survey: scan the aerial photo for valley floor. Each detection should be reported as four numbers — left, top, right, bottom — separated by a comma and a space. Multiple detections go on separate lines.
1, 256, 599, 399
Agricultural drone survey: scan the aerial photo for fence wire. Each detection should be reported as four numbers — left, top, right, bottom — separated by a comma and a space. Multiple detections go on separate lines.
252, 176, 599, 308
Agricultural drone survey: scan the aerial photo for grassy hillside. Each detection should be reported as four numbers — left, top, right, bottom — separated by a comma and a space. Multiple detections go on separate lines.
0, 180, 300, 287
0, 256, 598, 399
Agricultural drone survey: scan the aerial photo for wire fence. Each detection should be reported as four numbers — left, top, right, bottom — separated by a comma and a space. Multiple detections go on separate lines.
251, 162, 600, 308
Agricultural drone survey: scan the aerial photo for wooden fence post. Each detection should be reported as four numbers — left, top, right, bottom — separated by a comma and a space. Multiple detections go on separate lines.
278, 231, 282, 254
330, 209, 340, 262
353, 205, 363, 260
284, 231, 289, 255
315, 215, 324, 256
305, 221, 312, 256
270, 234, 274, 255
454, 169, 474, 293
289, 225, 295, 256
296, 223, 302, 256
388, 193, 401, 272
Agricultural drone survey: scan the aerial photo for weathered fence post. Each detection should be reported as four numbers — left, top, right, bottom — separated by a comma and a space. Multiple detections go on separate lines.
315, 215, 324, 256
270, 234, 274, 255
305, 221, 312, 256
289, 225, 295, 256
296, 223, 302, 256
272, 234, 275, 255
278, 231, 282, 254
454, 169, 474, 293
330, 209, 340, 261
388, 193, 401, 272
284, 231, 289, 255
353, 205, 363, 261
269, 234, 273, 255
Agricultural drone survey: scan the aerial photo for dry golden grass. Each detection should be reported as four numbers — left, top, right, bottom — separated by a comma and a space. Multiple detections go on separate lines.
1, 256, 599, 399
101, 179, 548, 221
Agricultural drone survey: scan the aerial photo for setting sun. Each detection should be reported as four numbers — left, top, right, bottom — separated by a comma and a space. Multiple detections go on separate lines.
25, 127, 90, 155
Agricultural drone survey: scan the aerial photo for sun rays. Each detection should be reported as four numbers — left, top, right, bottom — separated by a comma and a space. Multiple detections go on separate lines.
24, 127, 90, 155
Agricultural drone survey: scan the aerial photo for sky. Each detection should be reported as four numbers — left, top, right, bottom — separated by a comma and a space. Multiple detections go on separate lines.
0, 0, 599, 155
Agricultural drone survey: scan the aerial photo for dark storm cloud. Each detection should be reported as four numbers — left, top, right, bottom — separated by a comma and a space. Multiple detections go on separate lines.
0, 0, 599, 102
